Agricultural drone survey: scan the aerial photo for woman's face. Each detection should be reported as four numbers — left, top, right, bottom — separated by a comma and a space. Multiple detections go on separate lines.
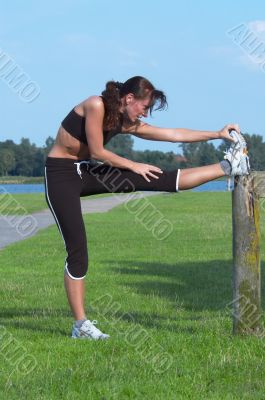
123, 94, 151, 123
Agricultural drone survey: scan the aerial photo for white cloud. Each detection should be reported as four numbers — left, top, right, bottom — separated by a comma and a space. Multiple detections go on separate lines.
118, 48, 141, 67
208, 45, 235, 57
238, 53, 261, 71
59, 33, 158, 69
213, 21, 265, 73
62, 33, 96, 48
118, 47, 158, 69
248, 20, 265, 35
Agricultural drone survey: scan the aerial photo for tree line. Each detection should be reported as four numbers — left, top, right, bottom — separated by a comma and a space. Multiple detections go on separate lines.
0, 132, 264, 177
0, 137, 54, 176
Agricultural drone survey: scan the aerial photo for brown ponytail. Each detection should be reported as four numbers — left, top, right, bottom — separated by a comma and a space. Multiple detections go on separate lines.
101, 81, 122, 131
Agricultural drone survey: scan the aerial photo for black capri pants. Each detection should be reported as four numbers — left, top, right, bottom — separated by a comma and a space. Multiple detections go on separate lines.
44, 157, 180, 279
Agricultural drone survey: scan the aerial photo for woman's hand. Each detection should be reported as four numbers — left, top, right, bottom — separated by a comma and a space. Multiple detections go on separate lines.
218, 123, 241, 142
131, 162, 163, 182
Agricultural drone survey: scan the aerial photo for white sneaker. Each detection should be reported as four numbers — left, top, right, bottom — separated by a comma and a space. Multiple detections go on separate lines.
224, 131, 250, 176
71, 319, 110, 340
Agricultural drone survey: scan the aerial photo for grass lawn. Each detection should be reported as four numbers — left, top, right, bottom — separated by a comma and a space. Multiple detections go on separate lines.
0, 176, 44, 184
0, 192, 120, 215
0, 192, 264, 399
0, 193, 48, 215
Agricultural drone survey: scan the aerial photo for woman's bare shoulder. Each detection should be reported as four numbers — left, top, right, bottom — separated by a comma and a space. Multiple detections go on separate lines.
75, 96, 104, 116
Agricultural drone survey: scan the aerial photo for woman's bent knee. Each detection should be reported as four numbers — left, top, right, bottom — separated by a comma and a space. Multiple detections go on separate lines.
64, 253, 88, 280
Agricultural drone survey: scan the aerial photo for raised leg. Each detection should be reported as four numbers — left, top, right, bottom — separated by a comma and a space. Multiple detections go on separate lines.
178, 163, 225, 190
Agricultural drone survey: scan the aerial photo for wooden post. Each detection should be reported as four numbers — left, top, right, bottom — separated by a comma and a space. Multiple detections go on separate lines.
232, 174, 262, 335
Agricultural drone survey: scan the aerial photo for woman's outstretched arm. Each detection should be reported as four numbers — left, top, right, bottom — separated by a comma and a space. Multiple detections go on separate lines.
128, 122, 240, 143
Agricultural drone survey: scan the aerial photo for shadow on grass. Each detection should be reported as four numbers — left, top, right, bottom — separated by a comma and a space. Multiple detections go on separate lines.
1, 259, 264, 335
0, 308, 71, 336
107, 259, 265, 312
109, 310, 200, 334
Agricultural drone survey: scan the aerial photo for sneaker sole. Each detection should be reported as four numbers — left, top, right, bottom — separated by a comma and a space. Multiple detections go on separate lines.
71, 334, 110, 340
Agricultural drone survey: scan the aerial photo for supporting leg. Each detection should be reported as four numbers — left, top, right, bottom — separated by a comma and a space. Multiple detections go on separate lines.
45, 165, 88, 323
64, 273, 86, 321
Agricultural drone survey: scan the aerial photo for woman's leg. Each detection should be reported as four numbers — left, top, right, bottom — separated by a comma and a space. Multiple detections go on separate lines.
64, 274, 86, 321
44, 159, 88, 323
82, 161, 226, 195
178, 163, 225, 190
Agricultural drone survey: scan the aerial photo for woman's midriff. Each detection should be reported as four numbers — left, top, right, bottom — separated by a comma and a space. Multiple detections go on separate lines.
48, 126, 91, 160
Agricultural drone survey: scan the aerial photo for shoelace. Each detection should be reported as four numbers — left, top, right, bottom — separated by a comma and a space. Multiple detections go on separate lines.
224, 146, 238, 159
82, 320, 102, 335
224, 144, 250, 174
224, 144, 248, 158
235, 132, 248, 154
237, 131, 247, 145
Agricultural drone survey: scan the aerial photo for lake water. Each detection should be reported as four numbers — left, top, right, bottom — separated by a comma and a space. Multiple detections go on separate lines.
193, 180, 233, 192
0, 180, 233, 194
0, 184, 45, 194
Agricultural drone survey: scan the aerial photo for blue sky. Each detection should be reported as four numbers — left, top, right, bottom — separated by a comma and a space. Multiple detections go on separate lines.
1, 0, 265, 153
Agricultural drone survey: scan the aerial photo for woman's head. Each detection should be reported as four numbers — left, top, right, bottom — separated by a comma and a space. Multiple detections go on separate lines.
101, 76, 167, 129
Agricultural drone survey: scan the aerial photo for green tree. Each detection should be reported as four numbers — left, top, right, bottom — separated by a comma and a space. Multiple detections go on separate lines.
0, 148, 16, 176
33, 148, 45, 176
243, 133, 265, 171
132, 150, 181, 170
105, 134, 134, 158
181, 142, 219, 167
44, 136, 55, 158
14, 138, 36, 176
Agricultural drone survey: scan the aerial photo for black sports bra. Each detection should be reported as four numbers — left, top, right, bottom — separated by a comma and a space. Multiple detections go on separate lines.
61, 108, 123, 145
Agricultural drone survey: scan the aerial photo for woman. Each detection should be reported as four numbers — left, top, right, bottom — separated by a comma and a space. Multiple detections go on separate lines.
45, 76, 249, 340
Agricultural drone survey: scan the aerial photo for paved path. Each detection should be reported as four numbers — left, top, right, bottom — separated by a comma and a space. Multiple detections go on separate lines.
0, 192, 164, 250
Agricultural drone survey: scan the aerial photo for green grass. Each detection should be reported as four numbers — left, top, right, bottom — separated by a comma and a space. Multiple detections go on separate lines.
0, 193, 121, 215
0, 193, 48, 215
0, 176, 44, 184
0, 192, 264, 399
